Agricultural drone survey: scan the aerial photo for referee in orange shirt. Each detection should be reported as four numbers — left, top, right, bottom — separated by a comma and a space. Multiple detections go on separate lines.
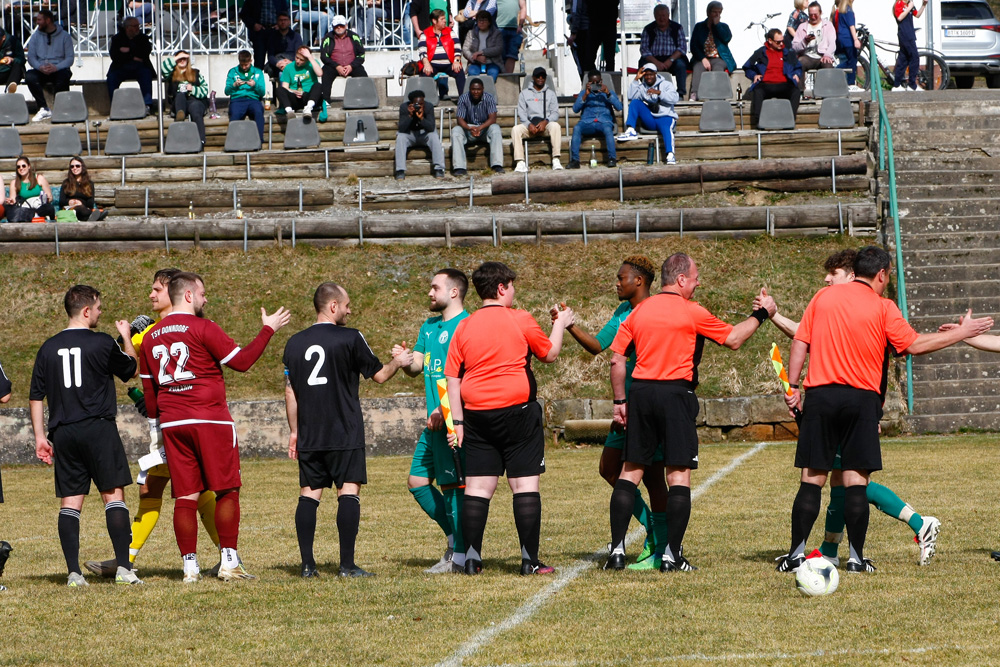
607, 253, 776, 572
445, 262, 574, 576
780, 246, 993, 573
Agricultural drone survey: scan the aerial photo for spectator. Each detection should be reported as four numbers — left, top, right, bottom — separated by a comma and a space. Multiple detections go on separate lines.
569, 70, 621, 170
320, 14, 367, 104
785, 0, 808, 46
617, 63, 680, 165
161, 51, 209, 148
264, 12, 302, 82
292, 0, 333, 45
689, 1, 735, 102
59, 156, 105, 221
462, 10, 502, 81
226, 49, 267, 140
25, 9, 73, 122
638, 4, 688, 99
107, 16, 155, 115
240, 0, 290, 70
743, 28, 802, 128
585, 0, 618, 71
128, 1, 156, 26
0, 25, 25, 95
278, 45, 323, 118
419, 9, 465, 101
355, 0, 385, 43
893, 0, 927, 91
455, 0, 496, 46
792, 1, 835, 90
409, 0, 451, 37
512, 66, 562, 173
451, 77, 502, 176
567, 0, 588, 77
395, 89, 444, 180
833, 0, 862, 89
496, 0, 524, 73
4, 156, 54, 222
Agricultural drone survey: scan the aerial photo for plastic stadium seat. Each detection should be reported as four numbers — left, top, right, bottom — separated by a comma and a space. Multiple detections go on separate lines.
818, 97, 855, 129
104, 124, 142, 155
758, 98, 796, 130
0, 127, 22, 157
164, 120, 203, 153
403, 76, 439, 106
813, 68, 849, 99
224, 120, 262, 152
45, 126, 82, 156
0, 93, 29, 125
342, 77, 379, 109
343, 114, 379, 145
698, 100, 735, 132
51, 91, 88, 123
462, 75, 498, 101
698, 71, 732, 100
109, 87, 147, 120
283, 116, 321, 149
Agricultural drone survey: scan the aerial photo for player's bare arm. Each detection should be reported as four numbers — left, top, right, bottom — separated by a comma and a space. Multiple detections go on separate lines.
755, 288, 799, 338
723, 290, 777, 350
610, 352, 628, 426
540, 306, 575, 362
784, 338, 809, 414
29, 399, 52, 464
284, 374, 299, 460
904, 309, 993, 355
372, 346, 413, 384
940, 317, 1000, 352
395, 341, 424, 377
551, 302, 602, 354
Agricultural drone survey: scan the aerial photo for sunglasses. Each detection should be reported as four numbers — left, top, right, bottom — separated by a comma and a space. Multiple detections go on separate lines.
70, 164, 82, 169
16, 164, 28, 169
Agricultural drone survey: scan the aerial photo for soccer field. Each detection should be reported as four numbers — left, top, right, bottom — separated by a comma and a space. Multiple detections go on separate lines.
1, 435, 997, 666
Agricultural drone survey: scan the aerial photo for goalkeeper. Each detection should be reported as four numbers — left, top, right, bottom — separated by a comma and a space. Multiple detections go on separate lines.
84, 268, 221, 577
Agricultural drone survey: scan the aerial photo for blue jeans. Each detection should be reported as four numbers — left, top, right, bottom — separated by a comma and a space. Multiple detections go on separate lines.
295, 10, 334, 43
570, 119, 616, 162
500, 26, 523, 62
836, 45, 858, 85
402, 2, 411, 46
467, 62, 501, 81
107, 62, 154, 105
229, 97, 265, 139
625, 103, 675, 153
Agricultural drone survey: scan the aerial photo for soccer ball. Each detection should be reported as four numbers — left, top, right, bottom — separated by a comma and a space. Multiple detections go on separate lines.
795, 557, 839, 597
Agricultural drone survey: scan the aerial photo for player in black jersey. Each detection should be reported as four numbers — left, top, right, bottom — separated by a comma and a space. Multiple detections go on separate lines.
283, 282, 411, 578
29, 285, 142, 587
0, 358, 11, 591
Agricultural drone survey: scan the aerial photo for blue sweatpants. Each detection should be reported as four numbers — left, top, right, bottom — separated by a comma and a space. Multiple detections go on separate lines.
625, 103, 675, 154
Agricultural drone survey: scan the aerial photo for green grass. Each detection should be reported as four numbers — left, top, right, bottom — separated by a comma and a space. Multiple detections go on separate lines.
0, 235, 857, 407
1, 434, 998, 665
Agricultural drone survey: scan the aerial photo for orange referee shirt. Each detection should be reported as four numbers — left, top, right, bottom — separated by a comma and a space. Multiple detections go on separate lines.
610, 292, 733, 384
445, 305, 553, 411
795, 281, 919, 393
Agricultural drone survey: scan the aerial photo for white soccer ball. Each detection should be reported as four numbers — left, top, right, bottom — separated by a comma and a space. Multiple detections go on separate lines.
795, 557, 839, 597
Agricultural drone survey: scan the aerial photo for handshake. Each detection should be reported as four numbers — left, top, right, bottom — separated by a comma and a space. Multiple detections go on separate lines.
390, 342, 414, 367
548, 302, 576, 328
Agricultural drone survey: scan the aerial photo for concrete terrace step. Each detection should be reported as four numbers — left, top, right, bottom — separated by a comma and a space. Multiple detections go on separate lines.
911, 361, 1000, 382
894, 170, 1000, 187
903, 278, 1000, 299
906, 412, 1000, 433
893, 156, 1000, 171
896, 197, 1000, 217
894, 214, 1000, 234
908, 395, 1000, 416
894, 184, 1000, 199
888, 129, 1000, 149
896, 247, 1000, 268
904, 295, 1000, 318
907, 346, 1000, 366
899, 230, 1000, 251
912, 378, 1000, 400
889, 115, 1000, 132
903, 263, 999, 284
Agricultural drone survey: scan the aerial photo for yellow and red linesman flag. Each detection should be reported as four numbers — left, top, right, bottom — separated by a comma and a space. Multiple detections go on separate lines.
436, 378, 456, 437
769, 343, 794, 397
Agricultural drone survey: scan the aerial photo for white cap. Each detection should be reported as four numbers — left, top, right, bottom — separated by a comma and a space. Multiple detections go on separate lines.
331, 14, 348, 27
641, 63, 657, 73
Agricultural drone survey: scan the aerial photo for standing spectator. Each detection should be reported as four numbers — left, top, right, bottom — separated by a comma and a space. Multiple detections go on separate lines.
639, 5, 688, 99
567, 0, 589, 77
320, 14, 367, 104
586, 0, 618, 71
4, 156, 55, 222
512, 66, 562, 173
395, 89, 444, 180
240, 0, 290, 70
107, 16, 155, 115
264, 12, 302, 83
451, 77, 502, 176
292, 0, 333, 45
225, 50, 267, 141
59, 156, 106, 221
617, 64, 680, 165
744, 28, 802, 128
893, 0, 927, 91
25, 9, 73, 122
462, 11, 502, 81
419, 9, 465, 101
834, 0, 862, 89
569, 71, 622, 169
792, 1, 835, 90
495, 0, 524, 73
0, 26, 25, 94
161, 51, 209, 148
785, 0, 808, 46
278, 46, 323, 118
355, 0, 385, 43
689, 1, 735, 102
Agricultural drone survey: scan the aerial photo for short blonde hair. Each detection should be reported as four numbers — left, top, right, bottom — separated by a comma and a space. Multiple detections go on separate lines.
794, 0, 807, 10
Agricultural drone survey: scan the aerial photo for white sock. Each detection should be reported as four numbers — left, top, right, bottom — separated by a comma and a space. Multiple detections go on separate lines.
182, 552, 200, 574
284, 107, 293, 114
221, 547, 240, 569
447, 534, 455, 549
304, 101, 314, 113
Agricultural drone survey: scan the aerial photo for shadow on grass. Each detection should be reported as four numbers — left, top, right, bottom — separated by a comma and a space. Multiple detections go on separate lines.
741, 548, 788, 564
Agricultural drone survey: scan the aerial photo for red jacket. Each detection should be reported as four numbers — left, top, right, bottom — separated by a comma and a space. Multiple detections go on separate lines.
422, 26, 456, 62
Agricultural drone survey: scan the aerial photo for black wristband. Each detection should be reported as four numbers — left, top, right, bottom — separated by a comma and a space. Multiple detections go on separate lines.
613, 399, 627, 405
751, 307, 770, 324
789, 384, 799, 389
452, 419, 464, 425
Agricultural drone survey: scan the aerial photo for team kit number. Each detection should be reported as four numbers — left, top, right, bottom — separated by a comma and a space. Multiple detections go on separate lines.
57, 347, 82, 388
305, 345, 328, 385
152, 342, 197, 384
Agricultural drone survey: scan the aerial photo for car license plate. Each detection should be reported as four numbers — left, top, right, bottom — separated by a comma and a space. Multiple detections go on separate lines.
945, 29, 976, 36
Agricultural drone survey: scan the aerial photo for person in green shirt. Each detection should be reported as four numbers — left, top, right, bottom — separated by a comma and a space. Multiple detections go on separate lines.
225, 50, 267, 140
278, 45, 324, 118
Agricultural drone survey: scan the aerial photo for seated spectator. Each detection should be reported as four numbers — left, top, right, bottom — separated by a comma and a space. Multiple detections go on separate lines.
395, 89, 444, 180
512, 66, 562, 173
25, 9, 73, 122
265, 12, 303, 81
226, 49, 267, 140
4, 156, 54, 222
0, 25, 25, 94
320, 14, 367, 104
617, 63, 680, 165
128, 1, 157, 26
785, 0, 808, 46
569, 71, 621, 169
419, 9, 465, 101
278, 46, 323, 118
451, 77, 502, 176
59, 156, 105, 221
743, 28, 802, 128
638, 4, 688, 99
792, 1, 835, 89
161, 51, 209, 148
462, 10, 502, 82
107, 16, 155, 115
455, 0, 497, 47
689, 1, 734, 102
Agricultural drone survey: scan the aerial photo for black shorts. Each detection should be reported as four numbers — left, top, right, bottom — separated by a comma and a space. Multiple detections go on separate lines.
52, 418, 132, 498
624, 380, 700, 469
795, 384, 882, 472
298, 449, 368, 490
463, 401, 545, 478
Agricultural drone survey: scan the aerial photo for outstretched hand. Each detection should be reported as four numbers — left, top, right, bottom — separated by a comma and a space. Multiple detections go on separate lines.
756, 287, 777, 317
957, 309, 994, 337
262, 306, 291, 332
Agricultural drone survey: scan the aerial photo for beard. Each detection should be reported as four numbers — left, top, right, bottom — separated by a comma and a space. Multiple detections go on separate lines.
429, 300, 446, 313
194, 305, 205, 318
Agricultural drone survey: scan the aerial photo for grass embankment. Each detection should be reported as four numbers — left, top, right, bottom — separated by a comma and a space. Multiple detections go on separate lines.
0, 236, 858, 408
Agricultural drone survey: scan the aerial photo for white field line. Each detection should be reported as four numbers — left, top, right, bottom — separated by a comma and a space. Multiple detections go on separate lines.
435, 441, 772, 667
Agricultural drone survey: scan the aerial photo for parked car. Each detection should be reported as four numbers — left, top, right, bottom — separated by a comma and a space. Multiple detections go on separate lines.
937, 0, 1000, 87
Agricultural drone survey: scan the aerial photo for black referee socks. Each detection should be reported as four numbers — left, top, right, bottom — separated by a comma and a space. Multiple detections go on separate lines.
462, 495, 491, 562
337, 495, 360, 569
665, 485, 691, 562
610, 479, 637, 554
789, 481, 823, 558
844, 485, 870, 563
296, 496, 320, 568
57, 508, 81, 575
105, 501, 132, 572
512, 492, 541, 564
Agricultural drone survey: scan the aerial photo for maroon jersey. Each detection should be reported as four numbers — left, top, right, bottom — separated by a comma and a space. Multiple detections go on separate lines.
140, 312, 275, 426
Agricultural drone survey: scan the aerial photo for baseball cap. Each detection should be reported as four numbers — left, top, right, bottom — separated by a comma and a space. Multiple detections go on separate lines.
331, 14, 348, 27
532, 67, 547, 78
641, 63, 657, 73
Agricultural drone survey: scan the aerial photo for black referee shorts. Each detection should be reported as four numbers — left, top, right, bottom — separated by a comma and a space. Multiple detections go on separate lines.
795, 384, 883, 472
463, 401, 545, 478
624, 380, 700, 469
52, 418, 132, 498
298, 449, 368, 490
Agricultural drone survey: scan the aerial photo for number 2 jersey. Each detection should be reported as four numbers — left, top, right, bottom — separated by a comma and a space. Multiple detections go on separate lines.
139, 312, 276, 426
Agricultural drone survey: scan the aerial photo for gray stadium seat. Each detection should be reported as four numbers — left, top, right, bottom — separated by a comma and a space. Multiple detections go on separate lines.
164, 120, 203, 153
104, 124, 142, 155
0, 93, 29, 125
758, 98, 796, 130
462, 75, 498, 101
813, 68, 849, 99
283, 116, 321, 149
109, 87, 147, 120
818, 97, 855, 129
342, 77, 379, 109
403, 76, 439, 106
0, 127, 22, 157
51, 91, 88, 123
698, 71, 732, 100
343, 113, 379, 145
224, 120, 262, 152
45, 126, 82, 156
698, 100, 735, 132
